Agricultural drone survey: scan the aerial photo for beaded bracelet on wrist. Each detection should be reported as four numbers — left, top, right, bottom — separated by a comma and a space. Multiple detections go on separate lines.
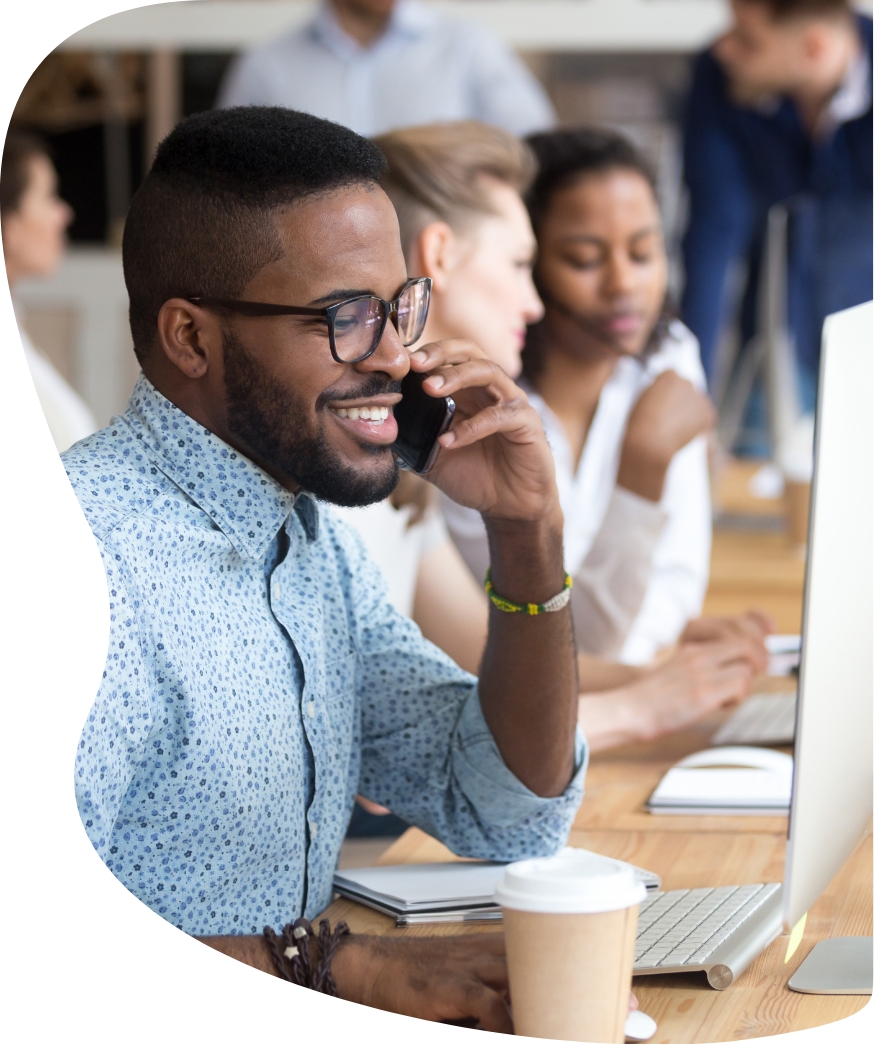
264, 916, 350, 994
484, 567, 572, 615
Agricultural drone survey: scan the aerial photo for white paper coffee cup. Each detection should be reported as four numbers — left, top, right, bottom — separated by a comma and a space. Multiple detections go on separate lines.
496, 848, 646, 1042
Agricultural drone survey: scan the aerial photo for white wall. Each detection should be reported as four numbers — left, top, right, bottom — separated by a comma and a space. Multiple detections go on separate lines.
16, 248, 139, 426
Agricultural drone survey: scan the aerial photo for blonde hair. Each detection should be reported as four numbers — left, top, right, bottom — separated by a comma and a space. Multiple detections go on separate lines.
373, 121, 536, 260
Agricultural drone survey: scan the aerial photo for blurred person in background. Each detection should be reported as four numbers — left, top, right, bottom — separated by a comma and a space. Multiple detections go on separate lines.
218, 0, 555, 137
682, 0, 872, 424
1, 130, 97, 452
441, 128, 719, 668
356, 122, 771, 762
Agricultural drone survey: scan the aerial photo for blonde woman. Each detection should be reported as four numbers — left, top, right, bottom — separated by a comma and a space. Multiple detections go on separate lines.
370, 121, 770, 752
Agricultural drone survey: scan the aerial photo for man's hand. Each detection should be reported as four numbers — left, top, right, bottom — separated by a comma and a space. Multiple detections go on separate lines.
334, 934, 512, 1031
617, 371, 715, 502
201, 931, 640, 1033
409, 339, 560, 526
406, 339, 575, 798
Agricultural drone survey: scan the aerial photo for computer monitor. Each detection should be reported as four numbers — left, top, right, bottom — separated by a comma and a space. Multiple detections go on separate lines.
782, 302, 873, 985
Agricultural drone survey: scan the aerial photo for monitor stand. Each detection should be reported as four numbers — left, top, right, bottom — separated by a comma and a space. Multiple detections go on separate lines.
788, 937, 873, 995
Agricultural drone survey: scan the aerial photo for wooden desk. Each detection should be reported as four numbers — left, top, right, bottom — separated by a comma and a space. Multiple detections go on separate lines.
576, 687, 793, 837
323, 827, 871, 1042
702, 529, 806, 634
323, 702, 870, 1042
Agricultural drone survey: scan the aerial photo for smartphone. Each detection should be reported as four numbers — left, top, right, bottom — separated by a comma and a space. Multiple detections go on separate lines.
392, 368, 456, 474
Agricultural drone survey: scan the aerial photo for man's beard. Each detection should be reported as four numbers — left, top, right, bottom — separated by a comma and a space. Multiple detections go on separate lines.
222, 328, 401, 507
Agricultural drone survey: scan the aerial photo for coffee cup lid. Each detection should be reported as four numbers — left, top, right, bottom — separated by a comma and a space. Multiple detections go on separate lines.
494, 848, 646, 914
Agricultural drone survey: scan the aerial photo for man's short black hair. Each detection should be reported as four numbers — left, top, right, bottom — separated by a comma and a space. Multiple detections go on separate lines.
123, 107, 388, 361
524, 128, 657, 233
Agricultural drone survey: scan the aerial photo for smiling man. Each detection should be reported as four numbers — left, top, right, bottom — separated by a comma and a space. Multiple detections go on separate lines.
64, 107, 582, 1028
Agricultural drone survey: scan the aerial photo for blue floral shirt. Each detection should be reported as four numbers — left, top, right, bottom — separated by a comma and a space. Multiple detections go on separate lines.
65, 376, 586, 936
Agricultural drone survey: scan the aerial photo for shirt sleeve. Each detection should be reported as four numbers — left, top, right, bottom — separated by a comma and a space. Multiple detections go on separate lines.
74, 538, 155, 861
571, 487, 668, 658
331, 514, 586, 861
463, 27, 556, 136
681, 50, 756, 382
619, 432, 712, 665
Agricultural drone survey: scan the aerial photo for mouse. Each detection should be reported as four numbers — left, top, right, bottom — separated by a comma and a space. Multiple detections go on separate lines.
625, 1008, 657, 1041
676, 745, 793, 774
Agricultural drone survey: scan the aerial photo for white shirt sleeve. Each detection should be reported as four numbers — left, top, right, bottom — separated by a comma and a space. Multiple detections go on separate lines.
617, 326, 713, 664
618, 430, 712, 665
571, 487, 668, 657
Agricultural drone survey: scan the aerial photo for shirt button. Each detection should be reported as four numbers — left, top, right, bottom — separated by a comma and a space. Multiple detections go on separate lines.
307, 701, 315, 719
310, 820, 318, 837
274, 582, 281, 600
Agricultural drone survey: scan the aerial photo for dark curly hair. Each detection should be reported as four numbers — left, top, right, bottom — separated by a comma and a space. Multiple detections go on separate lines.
123, 106, 387, 361
522, 128, 672, 378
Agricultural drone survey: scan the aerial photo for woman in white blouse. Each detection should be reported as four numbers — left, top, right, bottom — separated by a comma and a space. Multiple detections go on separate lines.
366, 121, 771, 752
438, 128, 720, 665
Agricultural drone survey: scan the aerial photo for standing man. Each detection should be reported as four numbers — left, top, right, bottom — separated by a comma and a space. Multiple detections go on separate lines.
218, 0, 555, 137
681, 0, 871, 412
66, 106, 581, 1028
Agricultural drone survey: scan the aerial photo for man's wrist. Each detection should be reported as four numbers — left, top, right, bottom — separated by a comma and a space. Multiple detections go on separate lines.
483, 509, 565, 605
330, 934, 373, 1005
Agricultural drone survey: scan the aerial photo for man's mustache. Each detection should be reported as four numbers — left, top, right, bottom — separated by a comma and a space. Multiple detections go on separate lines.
316, 375, 403, 410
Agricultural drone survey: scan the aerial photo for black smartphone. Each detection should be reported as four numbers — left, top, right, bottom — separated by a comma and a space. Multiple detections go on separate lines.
392, 368, 456, 474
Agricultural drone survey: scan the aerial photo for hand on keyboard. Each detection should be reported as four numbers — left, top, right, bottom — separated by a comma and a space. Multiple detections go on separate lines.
580, 637, 763, 752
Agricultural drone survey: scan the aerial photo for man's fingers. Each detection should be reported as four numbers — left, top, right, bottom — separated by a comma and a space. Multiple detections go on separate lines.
409, 337, 490, 370
423, 357, 522, 405
463, 985, 514, 1034
441, 401, 536, 450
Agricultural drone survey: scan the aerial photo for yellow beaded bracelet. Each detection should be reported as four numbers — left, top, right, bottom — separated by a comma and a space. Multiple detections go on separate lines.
484, 568, 573, 615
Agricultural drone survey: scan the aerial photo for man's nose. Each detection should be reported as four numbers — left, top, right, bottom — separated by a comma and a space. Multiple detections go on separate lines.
355, 319, 410, 380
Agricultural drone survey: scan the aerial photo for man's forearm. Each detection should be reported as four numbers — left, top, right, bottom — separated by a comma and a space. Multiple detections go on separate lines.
477, 512, 578, 798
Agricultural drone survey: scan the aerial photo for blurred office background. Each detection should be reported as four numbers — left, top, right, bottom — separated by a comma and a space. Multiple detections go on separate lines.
8, 0, 872, 449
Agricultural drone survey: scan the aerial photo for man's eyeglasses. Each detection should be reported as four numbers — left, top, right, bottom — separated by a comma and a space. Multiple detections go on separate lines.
188, 276, 432, 364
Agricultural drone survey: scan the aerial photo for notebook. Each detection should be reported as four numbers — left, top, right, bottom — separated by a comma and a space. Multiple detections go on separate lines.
334, 851, 662, 926
646, 746, 793, 816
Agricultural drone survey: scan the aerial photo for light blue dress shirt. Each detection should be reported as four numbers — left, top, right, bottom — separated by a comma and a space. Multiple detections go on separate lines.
218, 0, 555, 137
66, 377, 586, 936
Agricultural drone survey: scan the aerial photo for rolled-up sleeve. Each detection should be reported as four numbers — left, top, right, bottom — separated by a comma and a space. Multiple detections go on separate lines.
333, 511, 586, 862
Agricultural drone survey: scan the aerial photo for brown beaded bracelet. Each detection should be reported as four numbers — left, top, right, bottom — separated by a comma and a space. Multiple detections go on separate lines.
264, 917, 350, 995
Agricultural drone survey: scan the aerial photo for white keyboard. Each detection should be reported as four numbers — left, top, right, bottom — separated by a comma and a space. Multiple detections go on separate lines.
633, 883, 783, 989
712, 693, 797, 746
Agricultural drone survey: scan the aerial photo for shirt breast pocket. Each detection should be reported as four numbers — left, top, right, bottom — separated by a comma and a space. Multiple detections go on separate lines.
322, 651, 358, 752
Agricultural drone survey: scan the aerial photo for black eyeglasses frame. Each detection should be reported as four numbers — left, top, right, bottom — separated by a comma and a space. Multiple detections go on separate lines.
186, 276, 432, 365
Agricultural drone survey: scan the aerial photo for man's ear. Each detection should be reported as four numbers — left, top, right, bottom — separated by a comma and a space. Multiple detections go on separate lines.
415, 221, 456, 293
156, 298, 217, 380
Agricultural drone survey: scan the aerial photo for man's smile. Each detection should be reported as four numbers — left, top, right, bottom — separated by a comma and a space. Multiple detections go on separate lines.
327, 391, 401, 445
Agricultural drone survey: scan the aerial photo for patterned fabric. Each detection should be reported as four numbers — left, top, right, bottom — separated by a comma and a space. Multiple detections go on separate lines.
65, 375, 586, 936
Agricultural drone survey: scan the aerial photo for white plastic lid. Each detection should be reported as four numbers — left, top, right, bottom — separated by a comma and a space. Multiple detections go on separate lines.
494, 848, 646, 914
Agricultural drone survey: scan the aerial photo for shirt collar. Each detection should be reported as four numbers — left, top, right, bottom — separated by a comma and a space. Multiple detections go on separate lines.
124, 375, 319, 559
751, 39, 871, 135
818, 43, 871, 136
311, 1, 431, 58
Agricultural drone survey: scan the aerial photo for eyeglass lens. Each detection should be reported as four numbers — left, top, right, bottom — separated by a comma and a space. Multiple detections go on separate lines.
332, 281, 430, 362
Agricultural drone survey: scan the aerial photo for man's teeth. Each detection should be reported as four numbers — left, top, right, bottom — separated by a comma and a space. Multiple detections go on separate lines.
332, 406, 390, 422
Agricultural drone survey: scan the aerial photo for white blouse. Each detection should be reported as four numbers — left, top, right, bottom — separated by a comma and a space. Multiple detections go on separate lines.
441, 320, 712, 664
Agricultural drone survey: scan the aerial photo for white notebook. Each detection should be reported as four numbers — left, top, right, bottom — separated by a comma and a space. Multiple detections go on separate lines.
647, 747, 793, 816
